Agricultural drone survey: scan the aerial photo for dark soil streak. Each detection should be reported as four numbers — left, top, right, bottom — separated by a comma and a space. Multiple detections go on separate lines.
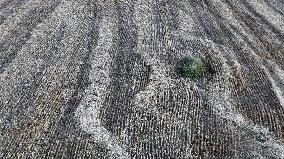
239, 0, 284, 41
203, 0, 284, 139
0, 0, 62, 74
40, 3, 110, 159
101, 0, 151, 136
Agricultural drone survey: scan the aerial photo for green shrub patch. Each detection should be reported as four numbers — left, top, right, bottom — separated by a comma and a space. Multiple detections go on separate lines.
179, 57, 207, 79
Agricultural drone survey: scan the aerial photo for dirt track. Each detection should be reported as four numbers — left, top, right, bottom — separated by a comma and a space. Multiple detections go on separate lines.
0, 0, 284, 158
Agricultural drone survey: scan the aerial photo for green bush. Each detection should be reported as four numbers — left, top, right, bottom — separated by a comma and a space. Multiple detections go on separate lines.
179, 57, 207, 79
255, 133, 267, 143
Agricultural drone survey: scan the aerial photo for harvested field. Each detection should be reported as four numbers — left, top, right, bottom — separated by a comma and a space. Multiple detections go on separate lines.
0, 0, 284, 158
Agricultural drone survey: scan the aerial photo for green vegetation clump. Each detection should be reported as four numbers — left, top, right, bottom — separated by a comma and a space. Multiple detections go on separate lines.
179, 57, 207, 79
255, 133, 267, 143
